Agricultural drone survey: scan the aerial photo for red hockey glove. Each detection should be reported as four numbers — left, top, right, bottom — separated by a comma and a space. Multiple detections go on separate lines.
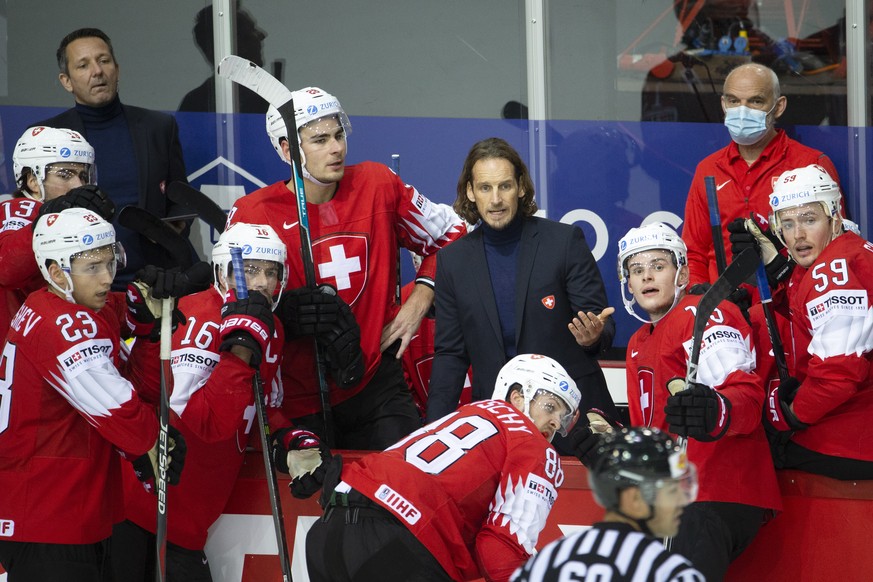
270, 427, 330, 475
765, 377, 808, 433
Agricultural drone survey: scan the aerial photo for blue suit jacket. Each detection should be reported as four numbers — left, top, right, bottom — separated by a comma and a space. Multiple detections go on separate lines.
427, 216, 616, 421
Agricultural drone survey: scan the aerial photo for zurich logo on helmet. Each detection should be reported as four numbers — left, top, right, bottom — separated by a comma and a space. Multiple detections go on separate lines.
559, 380, 569, 392
619, 240, 627, 251
243, 244, 253, 256
82, 234, 94, 245
306, 105, 318, 116
60, 147, 71, 158
771, 195, 780, 207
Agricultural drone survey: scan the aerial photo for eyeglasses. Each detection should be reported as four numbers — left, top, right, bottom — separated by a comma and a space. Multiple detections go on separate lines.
242, 263, 281, 280
46, 167, 92, 184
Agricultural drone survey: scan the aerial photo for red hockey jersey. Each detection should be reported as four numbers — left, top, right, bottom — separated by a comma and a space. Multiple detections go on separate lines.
122, 287, 288, 550
341, 400, 565, 581
785, 232, 873, 461
626, 294, 780, 510
0, 290, 157, 544
227, 162, 466, 416
0, 197, 45, 338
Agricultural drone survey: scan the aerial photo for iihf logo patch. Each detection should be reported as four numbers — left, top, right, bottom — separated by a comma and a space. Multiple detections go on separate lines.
541, 295, 555, 309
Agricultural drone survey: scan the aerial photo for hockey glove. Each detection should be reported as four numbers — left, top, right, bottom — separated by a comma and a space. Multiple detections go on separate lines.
219, 290, 274, 368
125, 281, 187, 342
36, 184, 116, 224
664, 381, 732, 441
271, 427, 330, 475
278, 284, 347, 337
765, 376, 808, 433
136, 262, 212, 300
131, 425, 188, 493
728, 218, 793, 287
319, 320, 365, 389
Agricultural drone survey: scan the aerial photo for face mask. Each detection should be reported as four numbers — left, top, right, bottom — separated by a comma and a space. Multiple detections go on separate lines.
723, 104, 774, 146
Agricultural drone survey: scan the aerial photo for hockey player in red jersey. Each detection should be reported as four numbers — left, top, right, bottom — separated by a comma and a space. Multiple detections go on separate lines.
620, 222, 780, 581
0, 126, 114, 338
304, 353, 581, 582
227, 87, 466, 449
512, 427, 704, 582
112, 222, 326, 581
743, 164, 873, 479
0, 208, 185, 581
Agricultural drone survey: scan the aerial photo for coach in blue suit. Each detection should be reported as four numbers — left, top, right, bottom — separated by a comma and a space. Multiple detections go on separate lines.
427, 138, 618, 443
36, 28, 189, 289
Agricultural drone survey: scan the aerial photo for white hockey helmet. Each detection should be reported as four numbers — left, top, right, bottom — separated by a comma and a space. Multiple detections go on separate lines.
212, 222, 288, 310
32, 208, 123, 303
492, 353, 581, 438
769, 164, 842, 246
265, 87, 351, 176
617, 223, 687, 323
13, 126, 96, 201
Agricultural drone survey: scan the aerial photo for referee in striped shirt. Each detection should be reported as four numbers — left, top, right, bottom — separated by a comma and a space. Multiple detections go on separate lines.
512, 427, 706, 582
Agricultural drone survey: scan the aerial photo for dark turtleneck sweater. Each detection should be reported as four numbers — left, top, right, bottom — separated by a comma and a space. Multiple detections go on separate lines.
482, 213, 524, 359
75, 96, 142, 284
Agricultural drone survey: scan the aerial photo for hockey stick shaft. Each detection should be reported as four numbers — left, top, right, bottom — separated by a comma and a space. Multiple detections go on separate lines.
218, 55, 336, 448
155, 298, 172, 582
166, 181, 227, 234
755, 263, 791, 383
117, 206, 194, 271
704, 175, 728, 275
391, 154, 401, 306
229, 248, 293, 582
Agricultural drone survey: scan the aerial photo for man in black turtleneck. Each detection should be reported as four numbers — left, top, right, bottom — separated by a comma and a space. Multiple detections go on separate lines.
427, 137, 618, 453
36, 27, 189, 290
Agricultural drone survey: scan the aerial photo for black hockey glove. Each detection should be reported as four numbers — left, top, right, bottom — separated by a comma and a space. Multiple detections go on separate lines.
136, 262, 212, 300
765, 376, 808, 433
727, 218, 794, 287
125, 280, 186, 342
311, 454, 344, 505
270, 427, 330, 475
566, 408, 623, 466
278, 284, 347, 338
319, 319, 365, 389
664, 381, 732, 441
219, 290, 274, 368
131, 425, 188, 493
36, 184, 115, 224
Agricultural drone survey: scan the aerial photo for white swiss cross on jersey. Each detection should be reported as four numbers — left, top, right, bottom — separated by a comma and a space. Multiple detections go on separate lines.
313, 234, 368, 306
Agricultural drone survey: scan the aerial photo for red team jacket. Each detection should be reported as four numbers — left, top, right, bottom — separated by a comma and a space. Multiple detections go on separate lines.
122, 287, 288, 550
626, 294, 781, 511
784, 232, 873, 461
341, 400, 565, 582
683, 130, 840, 286
0, 290, 158, 544
227, 162, 466, 417
0, 197, 45, 337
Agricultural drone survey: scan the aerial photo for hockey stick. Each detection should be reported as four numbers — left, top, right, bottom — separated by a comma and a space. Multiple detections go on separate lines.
166, 181, 227, 234
117, 206, 195, 271
704, 175, 728, 275
391, 154, 402, 306
755, 264, 790, 383
217, 55, 336, 447
229, 247, 293, 582
117, 206, 187, 582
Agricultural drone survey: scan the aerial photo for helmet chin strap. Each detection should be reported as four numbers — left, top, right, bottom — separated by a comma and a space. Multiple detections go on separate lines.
49, 272, 76, 304
298, 138, 347, 188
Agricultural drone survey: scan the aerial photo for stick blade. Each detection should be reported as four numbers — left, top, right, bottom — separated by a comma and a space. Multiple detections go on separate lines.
166, 182, 227, 234
217, 55, 293, 109
117, 206, 194, 270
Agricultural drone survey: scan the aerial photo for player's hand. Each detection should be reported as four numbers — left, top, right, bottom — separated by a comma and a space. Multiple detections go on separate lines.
219, 290, 274, 368
291, 454, 342, 500
664, 381, 731, 441
765, 377, 808, 433
270, 428, 329, 476
131, 425, 187, 493
728, 218, 793, 287
278, 284, 345, 337
380, 283, 432, 358
125, 280, 186, 342
136, 263, 212, 300
36, 184, 115, 223
568, 307, 614, 348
